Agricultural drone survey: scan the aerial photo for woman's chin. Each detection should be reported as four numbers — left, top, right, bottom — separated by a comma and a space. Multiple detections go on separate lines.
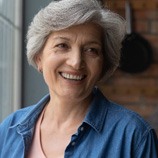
58, 88, 91, 101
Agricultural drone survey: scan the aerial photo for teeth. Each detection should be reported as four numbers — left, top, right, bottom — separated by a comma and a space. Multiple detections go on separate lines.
61, 73, 84, 81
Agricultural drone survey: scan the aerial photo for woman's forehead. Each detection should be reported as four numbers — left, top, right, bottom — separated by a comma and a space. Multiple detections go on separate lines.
48, 23, 104, 42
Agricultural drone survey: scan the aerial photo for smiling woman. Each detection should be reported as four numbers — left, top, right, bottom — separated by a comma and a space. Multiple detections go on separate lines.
0, 0, 158, 158
35, 23, 104, 101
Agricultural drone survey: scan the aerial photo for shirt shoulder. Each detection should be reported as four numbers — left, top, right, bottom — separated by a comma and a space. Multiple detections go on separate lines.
0, 105, 35, 130
104, 100, 158, 152
106, 100, 151, 131
0, 94, 50, 130
91, 88, 152, 133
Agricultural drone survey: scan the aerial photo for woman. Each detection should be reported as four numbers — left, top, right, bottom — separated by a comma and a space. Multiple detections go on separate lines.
0, 0, 158, 157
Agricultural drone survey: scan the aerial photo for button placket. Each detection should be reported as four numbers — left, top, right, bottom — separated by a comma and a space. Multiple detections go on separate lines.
69, 125, 86, 148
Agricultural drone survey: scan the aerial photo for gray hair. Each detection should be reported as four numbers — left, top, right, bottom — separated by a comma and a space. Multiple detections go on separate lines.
26, 0, 126, 80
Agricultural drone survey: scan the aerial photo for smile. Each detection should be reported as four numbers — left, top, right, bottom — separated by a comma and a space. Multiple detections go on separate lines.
60, 72, 86, 81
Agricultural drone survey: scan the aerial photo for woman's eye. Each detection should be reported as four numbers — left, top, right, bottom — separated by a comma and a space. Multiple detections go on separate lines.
56, 43, 69, 50
85, 48, 99, 55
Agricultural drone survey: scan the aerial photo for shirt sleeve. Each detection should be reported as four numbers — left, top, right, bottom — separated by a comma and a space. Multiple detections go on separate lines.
135, 129, 158, 158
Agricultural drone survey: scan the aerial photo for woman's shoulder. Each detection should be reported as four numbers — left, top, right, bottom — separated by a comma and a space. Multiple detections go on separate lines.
106, 100, 151, 130
0, 105, 36, 129
94, 88, 152, 131
0, 94, 50, 130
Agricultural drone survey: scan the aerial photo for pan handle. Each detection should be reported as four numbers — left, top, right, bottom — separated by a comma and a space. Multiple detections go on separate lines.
125, 0, 132, 34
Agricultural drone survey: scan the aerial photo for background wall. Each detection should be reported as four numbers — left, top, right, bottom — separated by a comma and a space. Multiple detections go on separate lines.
100, 0, 158, 134
22, 0, 52, 107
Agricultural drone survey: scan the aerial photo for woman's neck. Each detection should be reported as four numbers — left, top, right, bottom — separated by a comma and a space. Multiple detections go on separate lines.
42, 93, 92, 130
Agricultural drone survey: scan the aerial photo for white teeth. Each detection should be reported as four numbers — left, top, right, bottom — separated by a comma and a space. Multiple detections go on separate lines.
61, 73, 84, 80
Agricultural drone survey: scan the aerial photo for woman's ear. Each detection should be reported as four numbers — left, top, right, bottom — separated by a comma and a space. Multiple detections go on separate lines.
35, 53, 43, 73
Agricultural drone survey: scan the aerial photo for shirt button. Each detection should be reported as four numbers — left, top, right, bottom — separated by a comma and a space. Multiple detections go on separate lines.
80, 127, 84, 131
71, 142, 76, 146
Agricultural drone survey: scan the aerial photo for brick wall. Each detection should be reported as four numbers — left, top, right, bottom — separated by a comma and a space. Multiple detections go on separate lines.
100, 0, 158, 134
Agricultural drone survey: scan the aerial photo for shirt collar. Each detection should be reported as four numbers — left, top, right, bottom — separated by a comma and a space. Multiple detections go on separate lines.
15, 88, 108, 134
11, 94, 50, 133
83, 87, 108, 133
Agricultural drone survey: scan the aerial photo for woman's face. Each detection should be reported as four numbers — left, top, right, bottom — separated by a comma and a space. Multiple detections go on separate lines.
36, 23, 104, 101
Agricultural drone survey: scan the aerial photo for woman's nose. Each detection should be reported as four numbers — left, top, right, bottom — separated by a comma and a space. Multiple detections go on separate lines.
66, 48, 84, 70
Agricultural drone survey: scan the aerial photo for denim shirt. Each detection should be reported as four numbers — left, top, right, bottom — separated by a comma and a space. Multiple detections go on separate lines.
0, 88, 158, 158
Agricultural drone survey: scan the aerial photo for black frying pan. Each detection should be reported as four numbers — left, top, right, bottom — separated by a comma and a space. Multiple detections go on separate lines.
120, 1, 152, 73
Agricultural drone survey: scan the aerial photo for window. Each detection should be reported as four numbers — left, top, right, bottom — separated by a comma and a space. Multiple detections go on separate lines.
0, 0, 22, 121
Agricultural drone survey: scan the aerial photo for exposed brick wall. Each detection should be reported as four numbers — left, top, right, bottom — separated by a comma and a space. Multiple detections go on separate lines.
100, 0, 158, 134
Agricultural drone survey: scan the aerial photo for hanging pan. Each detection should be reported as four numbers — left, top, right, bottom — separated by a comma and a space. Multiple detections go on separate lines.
120, 1, 153, 73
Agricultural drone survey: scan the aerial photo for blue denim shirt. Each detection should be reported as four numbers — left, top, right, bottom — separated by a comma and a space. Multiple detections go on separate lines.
0, 88, 158, 158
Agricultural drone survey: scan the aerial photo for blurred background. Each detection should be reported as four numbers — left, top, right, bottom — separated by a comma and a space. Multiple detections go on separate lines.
0, 0, 158, 134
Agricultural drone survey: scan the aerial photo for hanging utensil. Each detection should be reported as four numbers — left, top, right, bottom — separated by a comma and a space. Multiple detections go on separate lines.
120, 1, 153, 73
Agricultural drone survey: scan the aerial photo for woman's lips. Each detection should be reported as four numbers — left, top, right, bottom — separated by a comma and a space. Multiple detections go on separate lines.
59, 72, 86, 81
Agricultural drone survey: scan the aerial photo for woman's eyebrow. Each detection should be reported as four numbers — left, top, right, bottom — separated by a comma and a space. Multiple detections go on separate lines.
87, 41, 102, 45
52, 36, 71, 41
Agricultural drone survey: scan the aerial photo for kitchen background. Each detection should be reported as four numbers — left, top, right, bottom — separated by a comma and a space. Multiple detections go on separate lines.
0, 0, 158, 134
100, 0, 158, 134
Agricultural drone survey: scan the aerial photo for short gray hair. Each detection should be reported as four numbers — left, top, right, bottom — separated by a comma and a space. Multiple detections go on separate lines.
26, 0, 126, 80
